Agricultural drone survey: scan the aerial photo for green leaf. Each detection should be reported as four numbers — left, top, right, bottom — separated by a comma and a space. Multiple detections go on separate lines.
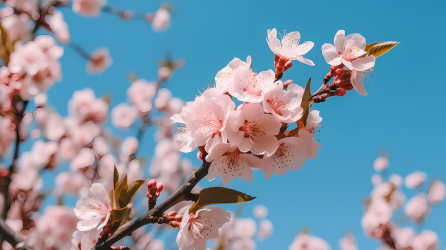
101, 93, 112, 106
116, 175, 128, 209
364, 41, 399, 58
297, 78, 313, 129
126, 179, 147, 205
128, 71, 138, 83
189, 187, 256, 214
111, 205, 132, 227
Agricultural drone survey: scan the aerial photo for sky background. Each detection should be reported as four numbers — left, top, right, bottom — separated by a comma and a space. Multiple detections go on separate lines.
10, 0, 446, 249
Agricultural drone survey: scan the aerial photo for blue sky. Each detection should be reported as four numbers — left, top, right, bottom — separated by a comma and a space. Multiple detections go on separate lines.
12, 0, 446, 249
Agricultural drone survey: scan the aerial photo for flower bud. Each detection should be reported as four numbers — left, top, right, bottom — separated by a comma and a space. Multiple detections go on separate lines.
344, 84, 354, 90
335, 88, 346, 96
156, 183, 163, 193
147, 179, 157, 189
197, 152, 203, 161
284, 60, 292, 70
283, 79, 293, 89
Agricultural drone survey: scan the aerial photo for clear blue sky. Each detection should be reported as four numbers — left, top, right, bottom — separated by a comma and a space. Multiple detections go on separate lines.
16, 0, 446, 249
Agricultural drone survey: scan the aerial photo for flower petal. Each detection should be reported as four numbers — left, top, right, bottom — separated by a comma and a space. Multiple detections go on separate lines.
334, 30, 345, 52
322, 44, 342, 66
295, 41, 314, 55
351, 56, 375, 71
345, 33, 366, 50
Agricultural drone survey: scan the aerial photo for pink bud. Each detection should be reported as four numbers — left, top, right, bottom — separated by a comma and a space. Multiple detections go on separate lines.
147, 179, 157, 189
344, 84, 354, 91
156, 183, 164, 193
335, 88, 346, 96
197, 152, 203, 160
284, 60, 292, 70
283, 79, 293, 89
145, 13, 155, 23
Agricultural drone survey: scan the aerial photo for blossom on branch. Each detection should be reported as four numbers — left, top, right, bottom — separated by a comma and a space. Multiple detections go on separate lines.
73, 183, 111, 231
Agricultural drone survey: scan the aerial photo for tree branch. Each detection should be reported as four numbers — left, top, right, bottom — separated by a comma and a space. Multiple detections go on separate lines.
0, 217, 33, 249
91, 160, 211, 250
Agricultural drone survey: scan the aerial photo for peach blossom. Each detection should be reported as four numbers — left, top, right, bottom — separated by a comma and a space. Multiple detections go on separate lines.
427, 181, 445, 204
72, 0, 106, 17
405, 171, 427, 189
289, 233, 331, 250
87, 48, 112, 73
253, 205, 268, 219
413, 230, 438, 250
373, 156, 389, 172
111, 103, 138, 129
127, 79, 157, 114
404, 194, 430, 224
70, 148, 95, 171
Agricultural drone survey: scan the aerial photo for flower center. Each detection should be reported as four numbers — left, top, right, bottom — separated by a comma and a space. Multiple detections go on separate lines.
243, 73, 263, 97
340, 40, 366, 61
203, 112, 223, 135
242, 120, 265, 141
274, 143, 288, 158
267, 97, 287, 116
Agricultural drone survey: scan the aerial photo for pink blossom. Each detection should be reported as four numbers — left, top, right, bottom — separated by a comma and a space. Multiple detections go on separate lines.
46, 10, 70, 44
8, 40, 48, 76
111, 103, 138, 129
361, 200, 392, 237
266, 28, 314, 65
30, 140, 59, 169
34, 93, 47, 107
427, 181, 445, 204
37, 206, 78, 249
259, 219, 273, 240
151, 8, 170, 32
69, 88, 108, 124
73, 183, 111, 231
226, 103, 281, 156
127, 159, 143, 184
87, 48, 112, 73
121, 136, 139, 156
98, 153, 116, 178
70, 148, 95, 171
390, 174, 403, 188
215, 56, 251, 92
171, 114, 196, 153
177, 206, 231, 250
372, 174, 383, 186
394, 227, 415, 250
69, 121, 102, 147
235, 218, 256, 238
263, 81, 303, 123
289, 233, 331, 250
373, 156, 389, 172
253, 205, 268, 219
19, 111, 32, 141
154, 88, 172, 110
1, 11, 30, 42
404, 194, 430, 224
371, 182, 406, 211
228, 64, 275, 103
413, 230, 438, 250
158, 66, 171, 81
56, 172, 87, 195
232, 238, 256, 250
127, 79, 157, 114
206, 143, 263, 185
59, 138, 78, 161
72, 0, 106, 17
71, 229, 101, 250
405, 171, 427, 189
175, 88, 235, 153
339, 234, 357, 250
92, 136, 109, 158
262, 137, 308, 178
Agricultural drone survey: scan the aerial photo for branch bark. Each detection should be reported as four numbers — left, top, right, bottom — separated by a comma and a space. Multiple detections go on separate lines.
91, 160, 211, 250
0, 217, 33, 250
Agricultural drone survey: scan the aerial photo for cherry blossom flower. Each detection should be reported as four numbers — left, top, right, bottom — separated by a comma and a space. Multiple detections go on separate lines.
261, 137, 308, 178
322, 30, 375, 71
87, 48, 113, 74
405, 171, 427, 189
263, 81, 303, 123
361, 200, 392, 237
111, 103, 138, 129
8, 40, 48, 76
371, 181, 406, 211
73, 183, 111, 231
128, 79, 157, 114
171, 114, 196, 153
427, 180, 445, 204
92, 136, 109, 158
413, 230, 438, 250
339, 234, 357, 250
373, 156, 389, 172
226, 103, 281, 156
232, 238, 256, 250
175, 88, 234, 152
394, 227, 415, 250
72, 0, 106, 17
253, 205, 268, 219
1, 11, 30, 42
215, 56, 251, 92
259, 219, 273, 239
69, 88, 108, 124
46, 10, 70, 44
404, 194, 430, 224
121, 136, 139, 156
30, 140, 59, 169
266, 28, 315, 66
228, 64, 275, 103
71, 229, 101, 250
56, 172, 86, 195
70, 148, 95, 171
176, 206, 231, 250
206, 143, 264, 185
151, 8, 170, 32
234, 218, 256, 238
289, 233, 331, 250
349, 68, 373, 96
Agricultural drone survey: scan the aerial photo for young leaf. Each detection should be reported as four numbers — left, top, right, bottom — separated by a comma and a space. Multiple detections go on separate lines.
126, 179, 147, 205
113, 165, 119, 190
108, 189, 116, 210
0, 22, 8, 48
101, 93, 112, 106
114, 174, 128, 209
111, 205, 132, 227
189, 187, 256, 214
297, 78, 312, 129
128, 71, 138, 83
365, 41, 399, 58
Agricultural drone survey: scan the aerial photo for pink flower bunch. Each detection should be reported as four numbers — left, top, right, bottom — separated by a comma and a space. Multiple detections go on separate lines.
172, 53, 322, 185
289, 233, 331, 250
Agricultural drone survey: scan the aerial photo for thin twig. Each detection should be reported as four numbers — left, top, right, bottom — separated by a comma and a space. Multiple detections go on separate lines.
0, 216, 33, 249
91, 160, 211, 250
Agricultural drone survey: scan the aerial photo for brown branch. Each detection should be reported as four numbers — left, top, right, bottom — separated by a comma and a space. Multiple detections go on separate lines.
91, 160, 211, 250
0, 216, 33, 249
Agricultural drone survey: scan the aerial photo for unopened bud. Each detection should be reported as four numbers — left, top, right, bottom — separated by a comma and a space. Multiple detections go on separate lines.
121, 12, 133, 20
145, 13, 155, 23
344, 84, 354, 90
335, 88, 346, 96
156, 183, 163, 193
335, 68, 344, 77
147, 179, 157, 189
284, 60, 292, 70
283, 79, 293, 89
197, 152, 203, 161
158, 67, 171, 81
